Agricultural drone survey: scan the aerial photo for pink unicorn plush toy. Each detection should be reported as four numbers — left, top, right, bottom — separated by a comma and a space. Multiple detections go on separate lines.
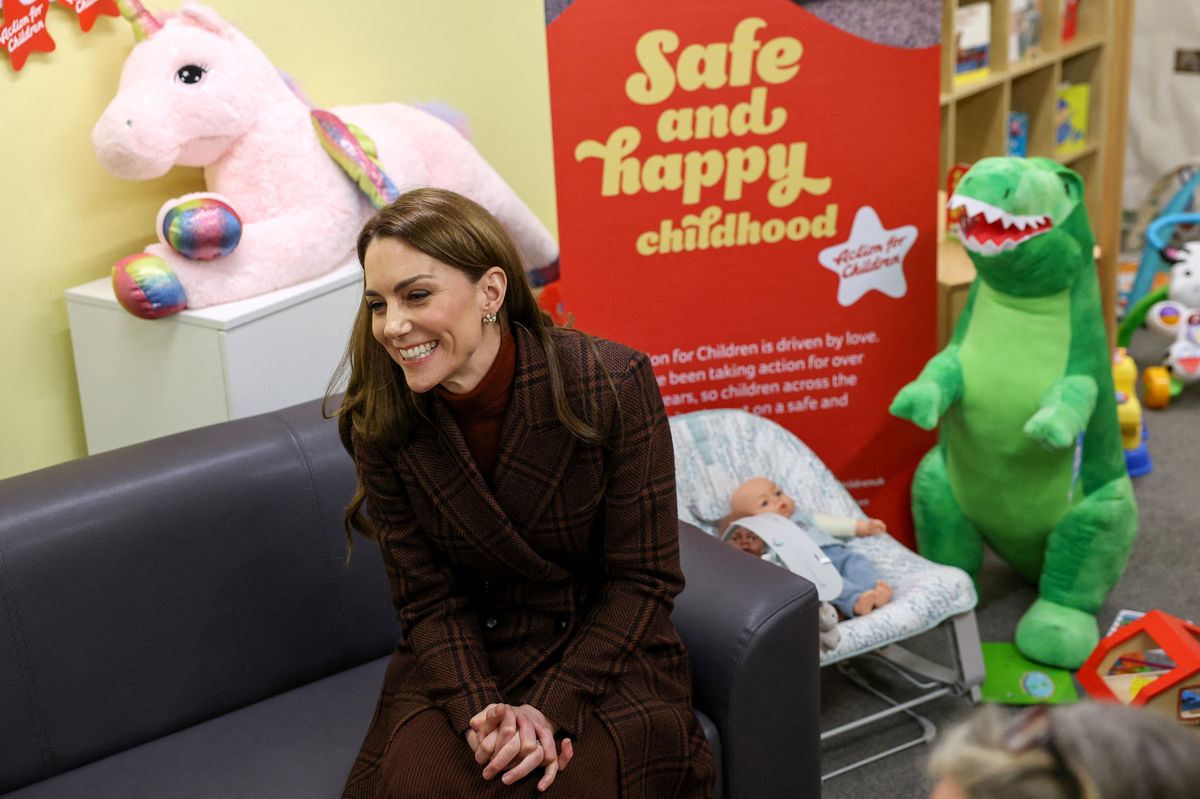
93, 1, 560, 319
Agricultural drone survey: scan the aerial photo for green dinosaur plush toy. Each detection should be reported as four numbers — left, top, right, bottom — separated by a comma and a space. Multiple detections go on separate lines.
891, 157, 1137, 669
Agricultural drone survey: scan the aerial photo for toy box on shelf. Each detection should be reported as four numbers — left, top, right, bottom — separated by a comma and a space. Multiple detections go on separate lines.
954, 2, 992, 85
1008, 112, 1030, 157
1078, 610, 1200, 736
1055, 81, 1090, 156
1061, 0, 1080, 43
1009, 0, 1044, 64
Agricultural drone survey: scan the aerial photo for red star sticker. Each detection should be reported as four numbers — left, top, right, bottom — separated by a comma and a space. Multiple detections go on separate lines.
55, 0, 119, 32
1, 0, 56, 71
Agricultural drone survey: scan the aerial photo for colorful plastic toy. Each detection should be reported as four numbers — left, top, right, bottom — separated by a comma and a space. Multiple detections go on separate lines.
1078, 610, 1200, 734
1142, 304, 1200, 408
1119, 231, 1200, 408
1122, 172, 1200, 314
1112, 347, 1151, 477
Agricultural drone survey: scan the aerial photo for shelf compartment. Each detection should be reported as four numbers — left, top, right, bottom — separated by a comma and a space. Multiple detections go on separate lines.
954, 83, 1009, 166
1057, 46, 1105, 159
1010, 63, 1059, 158
953, 0, 1006, 87
1006, 0, 1050, 68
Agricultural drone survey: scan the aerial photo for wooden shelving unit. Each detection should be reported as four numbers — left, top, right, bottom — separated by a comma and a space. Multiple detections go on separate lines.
937, 0, 1135, 347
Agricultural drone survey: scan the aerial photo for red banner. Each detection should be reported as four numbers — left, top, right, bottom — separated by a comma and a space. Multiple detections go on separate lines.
544, 0, 939, 545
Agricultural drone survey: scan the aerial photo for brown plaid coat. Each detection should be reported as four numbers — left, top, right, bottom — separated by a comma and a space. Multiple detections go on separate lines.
343, 325, 714, 798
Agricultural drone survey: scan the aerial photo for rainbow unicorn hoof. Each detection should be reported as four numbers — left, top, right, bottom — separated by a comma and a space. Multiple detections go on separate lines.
158, 195, 242, 260
112, 253, 187, 319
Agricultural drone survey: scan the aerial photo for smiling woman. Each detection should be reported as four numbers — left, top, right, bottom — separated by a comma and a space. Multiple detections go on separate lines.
326, 188, 715, 799
362, 237, 506, 395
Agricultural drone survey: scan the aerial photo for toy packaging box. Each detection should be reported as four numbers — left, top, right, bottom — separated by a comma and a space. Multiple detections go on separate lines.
1009, 0, 1044, 63
1008, 111, 1030, 157
1056, 81, 1090, 155
955, 2, 991, 84
1061, 0, 1079, 42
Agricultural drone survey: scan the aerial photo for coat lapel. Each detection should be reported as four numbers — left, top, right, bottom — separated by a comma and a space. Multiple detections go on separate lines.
398, 325, 573, 583
491, 325, 579, 536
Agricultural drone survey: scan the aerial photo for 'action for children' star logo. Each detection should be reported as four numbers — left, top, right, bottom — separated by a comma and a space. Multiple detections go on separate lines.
817, 206, 916, 306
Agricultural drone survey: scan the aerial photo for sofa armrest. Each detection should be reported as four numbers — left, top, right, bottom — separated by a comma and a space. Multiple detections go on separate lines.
673, 521, 820, 799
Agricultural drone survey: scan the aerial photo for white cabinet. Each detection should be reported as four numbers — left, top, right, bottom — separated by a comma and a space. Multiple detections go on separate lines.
66, 258, 362, 454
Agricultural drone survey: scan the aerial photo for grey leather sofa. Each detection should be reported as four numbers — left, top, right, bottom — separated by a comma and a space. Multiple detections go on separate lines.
0, 399, 818, 798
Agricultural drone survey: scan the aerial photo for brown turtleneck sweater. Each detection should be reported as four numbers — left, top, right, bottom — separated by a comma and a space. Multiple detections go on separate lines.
433, 329, 515, 485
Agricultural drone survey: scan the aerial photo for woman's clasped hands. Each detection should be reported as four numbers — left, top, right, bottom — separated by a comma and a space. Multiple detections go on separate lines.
466, 703, 574, 792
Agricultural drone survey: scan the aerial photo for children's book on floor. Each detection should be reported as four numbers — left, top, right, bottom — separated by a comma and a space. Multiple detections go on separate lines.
980, 642, 1079, 705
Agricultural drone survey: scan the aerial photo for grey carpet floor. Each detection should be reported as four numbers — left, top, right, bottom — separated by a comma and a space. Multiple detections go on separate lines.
821, 326, 1200, 798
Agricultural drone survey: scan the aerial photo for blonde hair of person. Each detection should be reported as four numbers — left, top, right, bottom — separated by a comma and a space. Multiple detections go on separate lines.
928, 702, 1200, 799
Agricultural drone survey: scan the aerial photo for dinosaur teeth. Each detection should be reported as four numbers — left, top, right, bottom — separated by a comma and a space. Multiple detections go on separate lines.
952, 192, 1057, 257
960, 222, 1054, 255
947, 194, 989, 219
949, 194, 1052, 233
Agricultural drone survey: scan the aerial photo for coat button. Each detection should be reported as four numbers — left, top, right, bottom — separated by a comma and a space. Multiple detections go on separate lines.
485, 617, 499, 630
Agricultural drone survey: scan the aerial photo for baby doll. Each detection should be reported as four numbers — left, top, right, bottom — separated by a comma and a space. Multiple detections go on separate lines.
720, 476, 893, 618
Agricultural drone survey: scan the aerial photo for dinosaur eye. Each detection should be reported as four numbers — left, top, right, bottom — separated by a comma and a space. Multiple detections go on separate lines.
176, 65, 206, 85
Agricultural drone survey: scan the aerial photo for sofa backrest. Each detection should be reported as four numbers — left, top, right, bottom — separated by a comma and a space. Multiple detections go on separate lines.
0, 399, 399, 793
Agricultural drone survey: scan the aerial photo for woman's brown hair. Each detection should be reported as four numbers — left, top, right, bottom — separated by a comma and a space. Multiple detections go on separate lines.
325, 188, 614, 544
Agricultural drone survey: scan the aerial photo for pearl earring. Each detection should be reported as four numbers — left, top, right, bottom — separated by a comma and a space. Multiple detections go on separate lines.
482, 312, 498, 325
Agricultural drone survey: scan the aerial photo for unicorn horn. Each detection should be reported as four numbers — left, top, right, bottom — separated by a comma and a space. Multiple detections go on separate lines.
117, 0, 163, 41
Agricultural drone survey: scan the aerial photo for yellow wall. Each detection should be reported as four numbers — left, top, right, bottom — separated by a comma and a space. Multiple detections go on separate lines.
0, 1, 556, 479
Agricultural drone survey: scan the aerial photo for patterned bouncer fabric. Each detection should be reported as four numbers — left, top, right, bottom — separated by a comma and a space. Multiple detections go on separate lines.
669, 409, 977, 666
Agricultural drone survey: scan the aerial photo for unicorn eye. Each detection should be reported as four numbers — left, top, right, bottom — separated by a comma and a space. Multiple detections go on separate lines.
176, 65, 206, 85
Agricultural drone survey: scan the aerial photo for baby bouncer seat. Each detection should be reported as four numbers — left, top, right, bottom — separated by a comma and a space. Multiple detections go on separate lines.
669, 409, 984, 779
